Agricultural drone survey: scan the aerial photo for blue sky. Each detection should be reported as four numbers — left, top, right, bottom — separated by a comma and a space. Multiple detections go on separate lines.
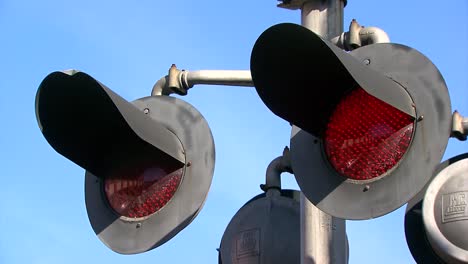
1, 0, 467, 263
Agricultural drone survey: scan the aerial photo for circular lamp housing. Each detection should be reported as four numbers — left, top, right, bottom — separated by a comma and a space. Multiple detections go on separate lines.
85, 96, 215, 254
250, 23, 451, 220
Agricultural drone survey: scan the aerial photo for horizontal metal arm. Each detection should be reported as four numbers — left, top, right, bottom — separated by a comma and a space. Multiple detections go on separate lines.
152, 64, 253, 96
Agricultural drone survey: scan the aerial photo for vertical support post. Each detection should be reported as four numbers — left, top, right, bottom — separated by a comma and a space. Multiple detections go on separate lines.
299, 1, 347, 263
301, 196, 348, 263
301, 0, 344, 40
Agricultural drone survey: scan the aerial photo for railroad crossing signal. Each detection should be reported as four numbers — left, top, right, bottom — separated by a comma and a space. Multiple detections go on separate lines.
35, 70, 215, 254
250, 23, 452, 220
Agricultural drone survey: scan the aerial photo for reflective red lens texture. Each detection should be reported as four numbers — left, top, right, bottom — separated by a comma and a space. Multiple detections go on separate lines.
324, 88, 414, 181
104, 166, 183, 218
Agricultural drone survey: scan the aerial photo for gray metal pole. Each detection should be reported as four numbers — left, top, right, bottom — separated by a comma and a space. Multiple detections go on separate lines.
301, 0, 344, 40
298, 0, 347, 263
301, 196, 348, 263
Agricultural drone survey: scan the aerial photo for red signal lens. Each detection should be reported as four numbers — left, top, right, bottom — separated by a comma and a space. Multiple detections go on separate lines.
324, 88, 414, 181
104, 166, 183, 218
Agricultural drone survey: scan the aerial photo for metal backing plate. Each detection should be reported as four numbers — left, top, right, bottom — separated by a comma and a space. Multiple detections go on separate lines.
85, 96, 215, 254
423, 157, 468, 263
219, 190, 349, 263
290, 43, 451, 220
219, 190, 301, 264
404, 154, 468, 264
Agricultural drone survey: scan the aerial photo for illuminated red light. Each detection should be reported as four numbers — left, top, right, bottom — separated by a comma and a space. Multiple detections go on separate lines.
324, 88, 414, 181
104, 166, 183, 218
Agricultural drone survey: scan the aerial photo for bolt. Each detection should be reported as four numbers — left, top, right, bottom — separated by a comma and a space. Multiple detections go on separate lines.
186, 161, 192, 167
363, 59, 371, 65
363, 185, 370, 192
143, 108, 150, 114
417, 115, 424, 122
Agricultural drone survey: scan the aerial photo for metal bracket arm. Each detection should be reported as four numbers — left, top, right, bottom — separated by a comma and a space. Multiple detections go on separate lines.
151, 64, 253, 96
260, 147, 293, 196
331, 19, 390, 51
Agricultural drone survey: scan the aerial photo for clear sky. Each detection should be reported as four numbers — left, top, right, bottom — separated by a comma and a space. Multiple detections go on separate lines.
1, 0, 467, 263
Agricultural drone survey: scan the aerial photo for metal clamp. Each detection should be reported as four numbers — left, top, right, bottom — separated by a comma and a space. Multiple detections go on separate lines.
451, 110, 468, 141
331, 19, 390, 51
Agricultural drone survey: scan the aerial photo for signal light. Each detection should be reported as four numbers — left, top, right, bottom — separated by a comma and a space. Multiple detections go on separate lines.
219, 190, 302, 264
405, 153, 468, 263
422, 156, 468, 263
36, 70, 215, 254
324, 88, 415, 181
250, 23, 452, 219
219, 188, 349, 264
104, 166, 183, 218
